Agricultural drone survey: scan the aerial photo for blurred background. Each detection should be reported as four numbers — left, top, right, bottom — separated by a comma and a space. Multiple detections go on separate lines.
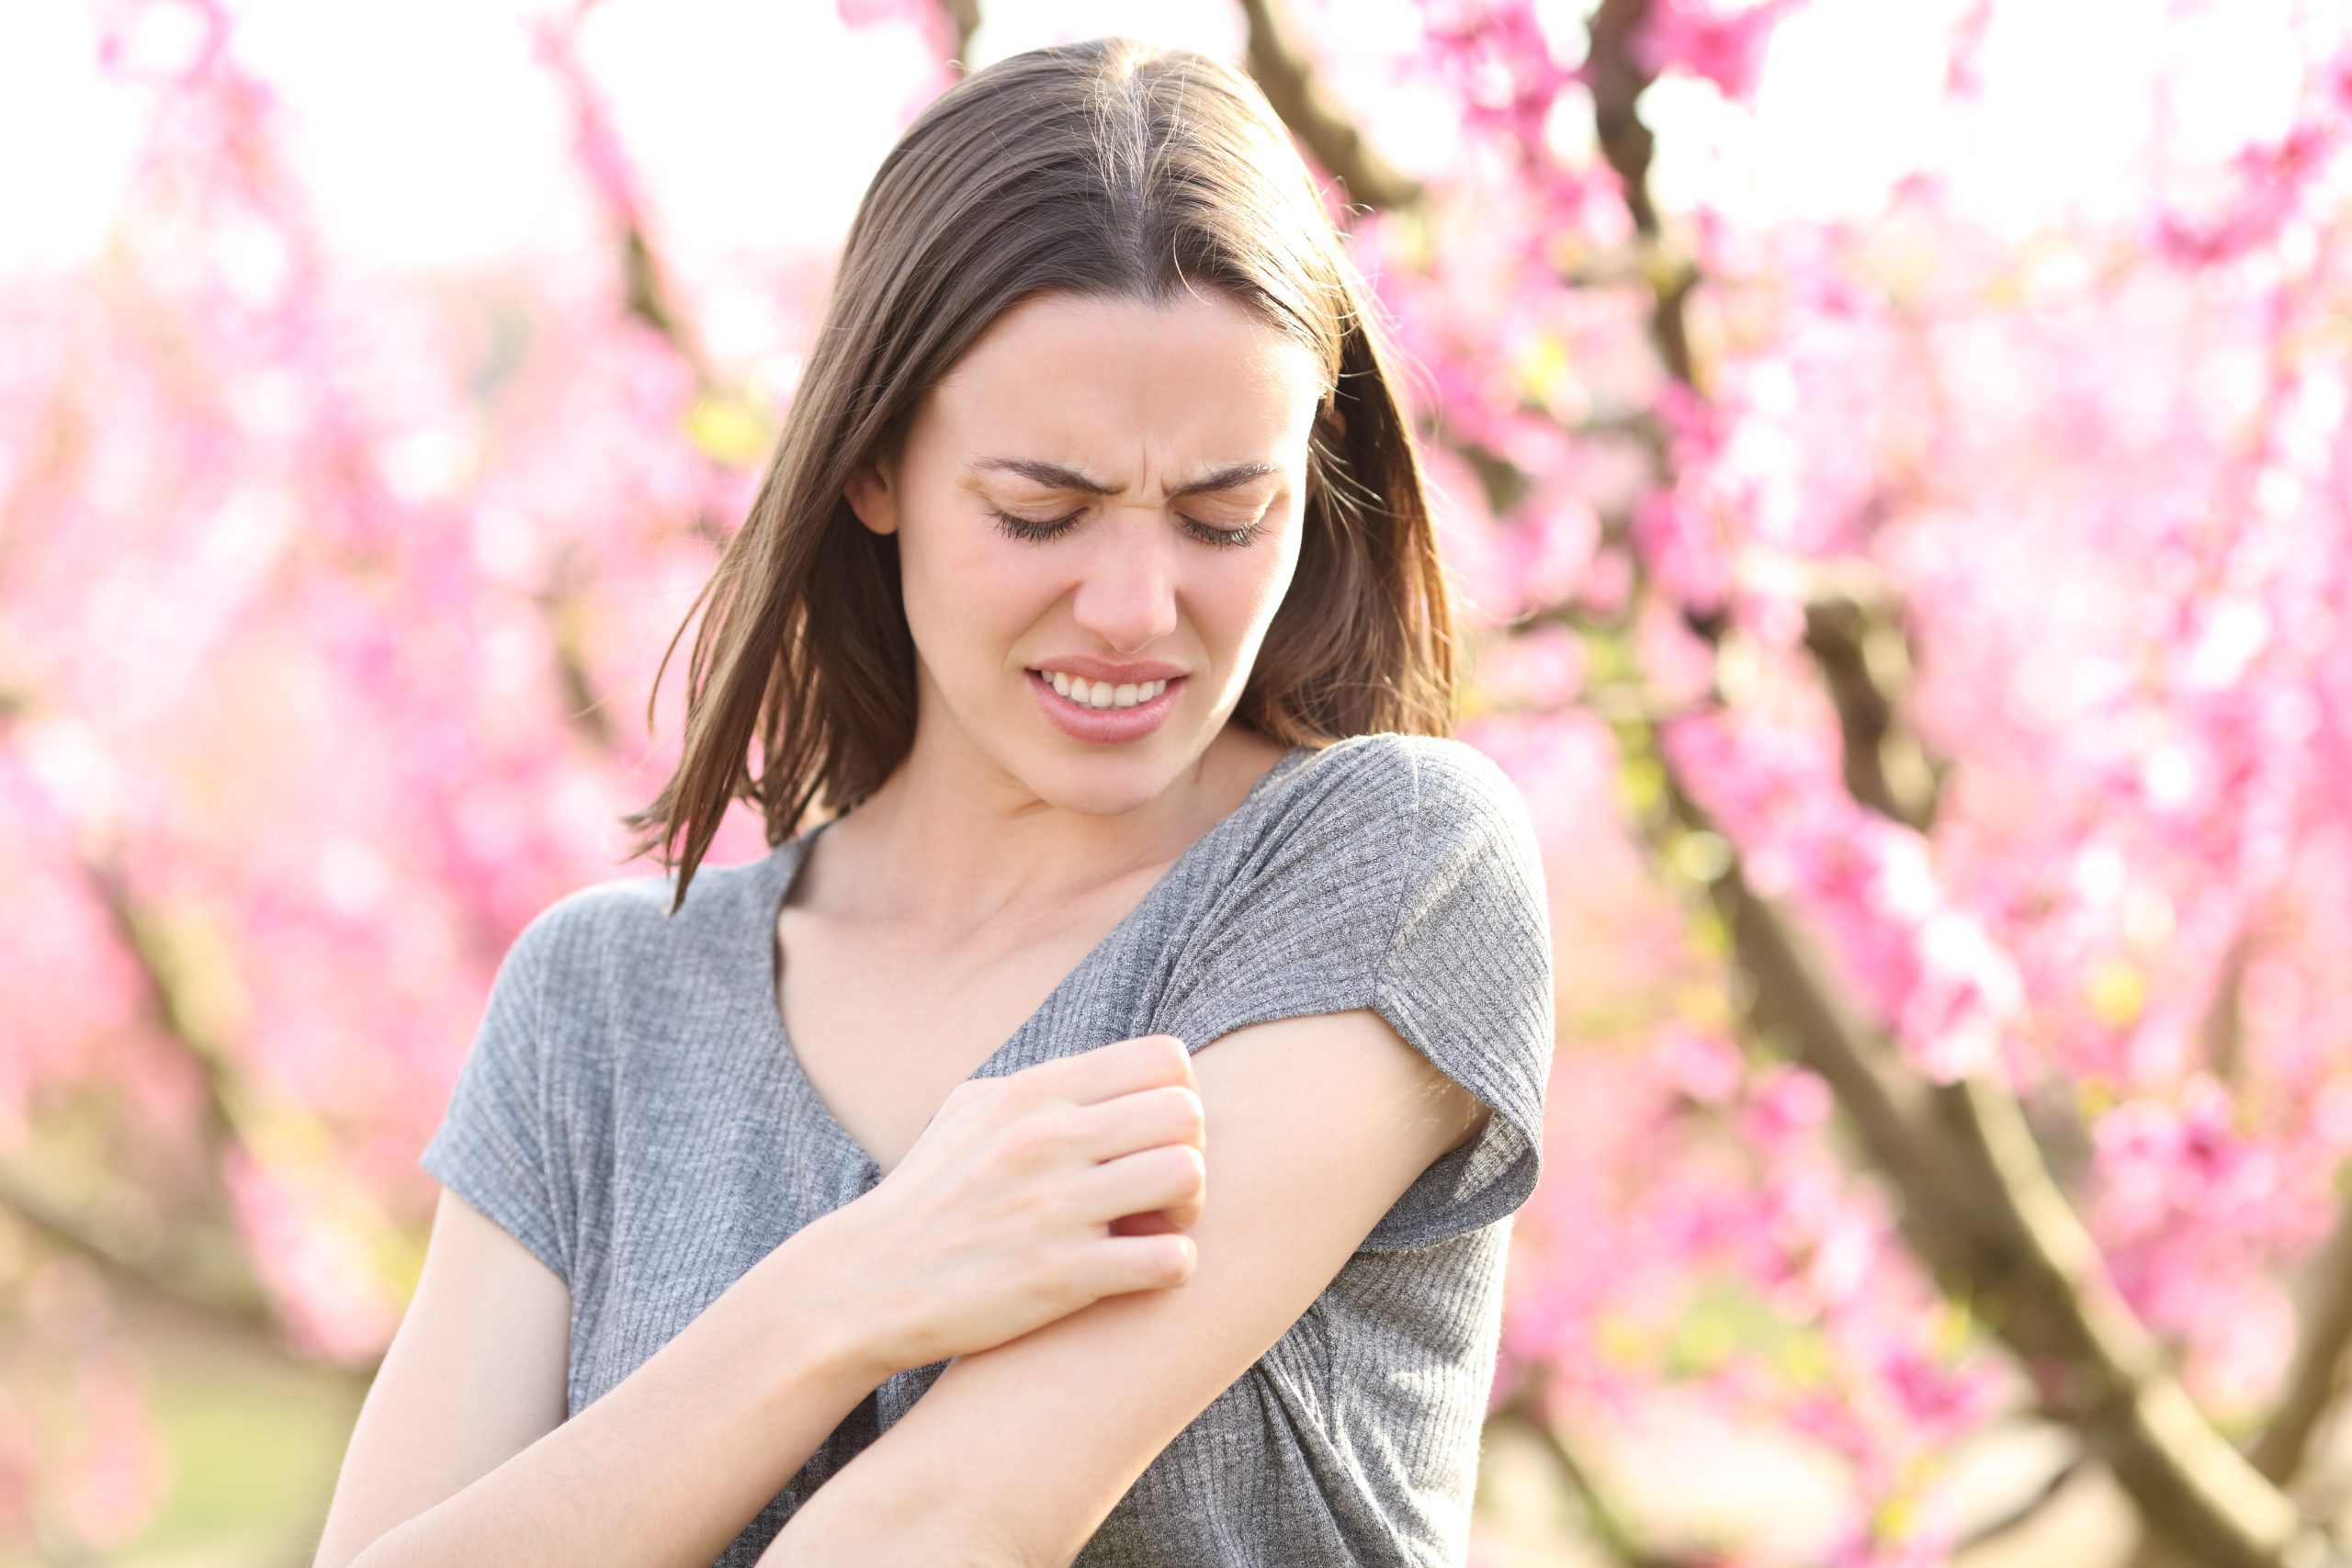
4, 0, 2350, 1564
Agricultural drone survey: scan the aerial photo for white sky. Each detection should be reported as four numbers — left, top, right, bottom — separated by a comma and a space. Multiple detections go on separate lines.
0, 0, 2320, 280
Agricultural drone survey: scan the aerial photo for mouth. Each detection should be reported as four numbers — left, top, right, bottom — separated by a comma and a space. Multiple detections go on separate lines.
1024, 668, 1187, 739
1026, 668, 1182, 713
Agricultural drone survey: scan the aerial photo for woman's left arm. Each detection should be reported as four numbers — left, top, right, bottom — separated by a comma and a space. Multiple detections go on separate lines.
755, 1005, 1487, 1568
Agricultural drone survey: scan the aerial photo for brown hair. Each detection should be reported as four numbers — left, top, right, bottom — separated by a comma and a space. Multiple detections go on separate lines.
620, 35, 1462, 913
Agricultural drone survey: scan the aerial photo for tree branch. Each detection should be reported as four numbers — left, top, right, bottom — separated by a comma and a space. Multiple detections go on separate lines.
1577, 0, 2336, 1549
2255, 1201, 2352, 1487
1801, 588, 1938, 832
0, 1168, 282, 1348
1236, 0, 1423, 213
1488, 1385, 1715, 1568
1952, 1450, 2089, 1558
1231, 0, 2352, 1562
936, 0, 980, 71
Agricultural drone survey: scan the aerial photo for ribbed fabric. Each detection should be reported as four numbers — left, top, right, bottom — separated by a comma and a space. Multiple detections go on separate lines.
419, 731, 1556, 1566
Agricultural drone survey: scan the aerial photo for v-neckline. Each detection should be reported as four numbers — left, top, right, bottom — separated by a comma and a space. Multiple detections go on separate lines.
755, 744, 1312, 1183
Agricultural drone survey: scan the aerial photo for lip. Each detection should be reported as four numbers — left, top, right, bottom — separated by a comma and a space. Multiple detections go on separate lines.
1025, 655, 1187, 683
1028, 669, 1183, 743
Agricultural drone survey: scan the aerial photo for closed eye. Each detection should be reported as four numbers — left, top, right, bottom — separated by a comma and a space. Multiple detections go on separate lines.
988, 507, 1264, 550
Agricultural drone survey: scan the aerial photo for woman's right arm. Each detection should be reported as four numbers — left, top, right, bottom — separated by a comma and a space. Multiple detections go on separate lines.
314, 1188, 891, 1568
318, 1031, 1207, 1568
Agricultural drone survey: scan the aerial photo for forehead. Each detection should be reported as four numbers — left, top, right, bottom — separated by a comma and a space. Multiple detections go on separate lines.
923, 291, 1326, 452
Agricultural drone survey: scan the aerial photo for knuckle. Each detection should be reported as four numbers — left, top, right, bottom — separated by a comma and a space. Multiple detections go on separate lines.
1006, 1177, 1069, 1234
1015, 1103, 1082, 1159
1029, 1239, 1082, 1299
1165, 1085, 1206, 1140
1044, 1241, 1095, 1297
1165, 1142, 1206, 1190
1134, 1032, 1188, 1074
996, 1121, 1057, 1172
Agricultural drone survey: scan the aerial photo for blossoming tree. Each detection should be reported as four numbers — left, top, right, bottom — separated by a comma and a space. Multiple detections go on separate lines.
3, 1, 2348, 1564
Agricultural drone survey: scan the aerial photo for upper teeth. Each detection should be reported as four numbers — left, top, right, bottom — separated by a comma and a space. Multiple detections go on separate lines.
1037, 671, 1170, 709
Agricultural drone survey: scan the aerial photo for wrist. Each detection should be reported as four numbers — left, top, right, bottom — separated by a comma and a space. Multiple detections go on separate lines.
756, 1207, 901, 1394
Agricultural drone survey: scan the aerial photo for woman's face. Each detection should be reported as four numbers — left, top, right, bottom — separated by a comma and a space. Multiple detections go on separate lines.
844, 288, 1328, 812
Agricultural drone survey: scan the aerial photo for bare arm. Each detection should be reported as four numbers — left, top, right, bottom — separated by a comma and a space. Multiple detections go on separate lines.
318, 1190, 888, 1568
323, 1032, 1210, 1568
761, 1008, 1493, 1567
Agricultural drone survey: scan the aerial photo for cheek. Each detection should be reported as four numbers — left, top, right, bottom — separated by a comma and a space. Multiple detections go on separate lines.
1219, 536, 1302, 635
900, 518, 1065, 682
962, 535, 1070, 624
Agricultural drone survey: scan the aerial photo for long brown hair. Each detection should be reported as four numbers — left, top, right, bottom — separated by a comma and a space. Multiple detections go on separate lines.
620, 36, 1462, 913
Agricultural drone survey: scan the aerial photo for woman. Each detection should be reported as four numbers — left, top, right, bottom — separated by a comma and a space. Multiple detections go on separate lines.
317, 35, 1555, 1568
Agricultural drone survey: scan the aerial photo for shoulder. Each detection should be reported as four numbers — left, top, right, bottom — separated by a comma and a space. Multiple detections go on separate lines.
1271, 732, 1532, 848
505, 853, 769, 985
1186, 733, 1539, 939
1306, 736, 1549, 953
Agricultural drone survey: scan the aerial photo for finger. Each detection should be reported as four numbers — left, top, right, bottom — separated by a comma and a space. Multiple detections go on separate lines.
1078, 1231, 1197, 1298
921, 1076, 989, 1137
1070, 1142, 1207, 1231
1025, 1033, 1193, 1111
1064, 1080, 1204, 1157
1068, 1084, 1206, 1228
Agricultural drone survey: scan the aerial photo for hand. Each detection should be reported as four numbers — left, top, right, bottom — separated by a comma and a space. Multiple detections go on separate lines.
796, 1032, 1208, 1381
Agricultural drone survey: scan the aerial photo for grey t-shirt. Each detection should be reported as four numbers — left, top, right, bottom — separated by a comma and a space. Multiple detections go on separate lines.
420, 730, 1555, 1566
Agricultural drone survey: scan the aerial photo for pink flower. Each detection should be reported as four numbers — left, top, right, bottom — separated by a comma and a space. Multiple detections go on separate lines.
1631, 0, 1812, 103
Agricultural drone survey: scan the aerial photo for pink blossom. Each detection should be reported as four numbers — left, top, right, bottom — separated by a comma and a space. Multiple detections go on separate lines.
1632, 0, 1813, 104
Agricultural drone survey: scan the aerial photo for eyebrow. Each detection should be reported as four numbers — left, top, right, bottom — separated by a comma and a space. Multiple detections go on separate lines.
968, 457, 1280, 500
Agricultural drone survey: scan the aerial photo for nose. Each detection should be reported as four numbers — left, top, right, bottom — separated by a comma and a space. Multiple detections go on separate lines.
1069, 508, 1180, 654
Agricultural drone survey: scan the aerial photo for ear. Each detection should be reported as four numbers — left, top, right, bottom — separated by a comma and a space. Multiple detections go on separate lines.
843, 456, 900, 536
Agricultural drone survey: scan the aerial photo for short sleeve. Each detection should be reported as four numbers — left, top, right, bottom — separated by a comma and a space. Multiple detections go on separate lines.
419, 906, 571, 1284
1363, 740, 1555, 1249
1152, 735, 1556, 1253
